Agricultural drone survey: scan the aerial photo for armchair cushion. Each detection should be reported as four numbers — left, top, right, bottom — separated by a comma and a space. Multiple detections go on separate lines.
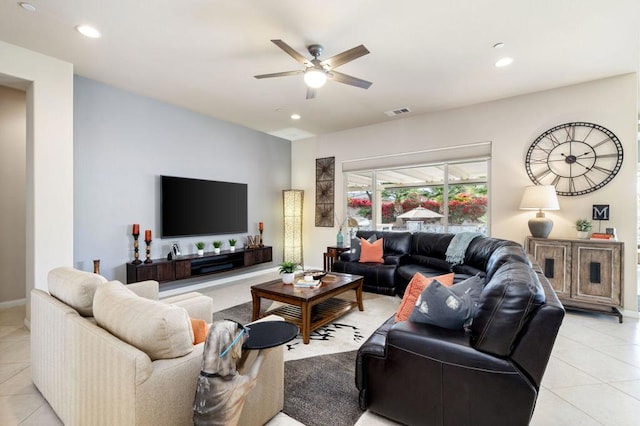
94, 281, 194, 360
395, 272, 454, 322
409, 274, 484, 330
47, 266, 107, 317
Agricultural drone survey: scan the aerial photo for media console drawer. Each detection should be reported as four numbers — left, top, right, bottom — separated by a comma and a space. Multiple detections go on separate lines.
126, 246, 272, 284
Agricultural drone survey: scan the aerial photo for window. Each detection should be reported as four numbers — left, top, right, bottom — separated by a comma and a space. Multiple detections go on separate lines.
345, 159, 489, 235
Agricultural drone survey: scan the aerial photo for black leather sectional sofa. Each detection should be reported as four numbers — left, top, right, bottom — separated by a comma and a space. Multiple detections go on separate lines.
332, 231, 525, 295
348, 231, 565, 425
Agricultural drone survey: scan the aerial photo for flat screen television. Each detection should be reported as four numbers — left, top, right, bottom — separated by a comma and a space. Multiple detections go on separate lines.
161, 175, 248, 237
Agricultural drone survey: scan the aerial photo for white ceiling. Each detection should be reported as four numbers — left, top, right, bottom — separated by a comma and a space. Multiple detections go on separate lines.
1, 1, 639, 140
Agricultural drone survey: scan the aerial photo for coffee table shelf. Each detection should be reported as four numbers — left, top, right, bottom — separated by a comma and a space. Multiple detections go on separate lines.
266, 298, 357, 336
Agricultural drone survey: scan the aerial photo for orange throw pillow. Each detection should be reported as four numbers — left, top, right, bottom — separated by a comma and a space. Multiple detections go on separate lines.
190, 318, 210, 345
359, 237, 384, 263
395, 272, 455, 322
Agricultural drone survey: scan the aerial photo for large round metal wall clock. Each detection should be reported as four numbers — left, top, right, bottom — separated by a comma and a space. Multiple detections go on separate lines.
525, 122, 623, 196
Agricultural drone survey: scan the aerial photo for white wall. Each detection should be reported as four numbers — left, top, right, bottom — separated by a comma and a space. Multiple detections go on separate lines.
0, 41, 74, 321
0, 86, 26, 304
293, 74, 638, 314
74, 76, 291, 282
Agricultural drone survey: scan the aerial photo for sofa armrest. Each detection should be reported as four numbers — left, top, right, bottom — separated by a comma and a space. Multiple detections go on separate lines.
127, 280, 159, 300
339, 251, 359, 262
162, 292, 213, 322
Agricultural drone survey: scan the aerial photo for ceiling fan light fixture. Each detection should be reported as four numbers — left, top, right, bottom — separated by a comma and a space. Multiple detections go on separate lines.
304, 68, 327, 88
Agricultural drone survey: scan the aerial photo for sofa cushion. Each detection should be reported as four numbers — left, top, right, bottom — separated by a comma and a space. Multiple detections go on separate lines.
93, 281, 194, 360
350, 234, 377, 260
359, 237, 384, 263
190, 318, 210, 345
409, 274, 484, 329
395, 272, 454, 322
470, 261, 545, 357
48, 267, 108, 317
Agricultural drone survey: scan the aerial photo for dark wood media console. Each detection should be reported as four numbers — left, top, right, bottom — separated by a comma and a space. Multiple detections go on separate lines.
126, 246, 272, 284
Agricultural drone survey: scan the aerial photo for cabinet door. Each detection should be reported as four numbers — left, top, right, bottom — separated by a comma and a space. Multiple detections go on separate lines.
527, 238, 571, 299
175, 260, 191, 280
571, 243, 622, 306
135, 264, 157, 282
156, 263, 175, 283
244, 247, 272, 266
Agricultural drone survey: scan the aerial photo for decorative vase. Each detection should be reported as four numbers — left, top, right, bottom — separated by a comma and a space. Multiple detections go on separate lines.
282, 272, 295, 284
337, 230, 344, 246
577, 231, 589, 239
229, 246, 236, 252
214, 248, 221, 254
197, 249, 204, 256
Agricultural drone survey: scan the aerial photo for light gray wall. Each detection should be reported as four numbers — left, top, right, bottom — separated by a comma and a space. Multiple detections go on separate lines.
0, 85, 26, 304
74, 76, 291, 282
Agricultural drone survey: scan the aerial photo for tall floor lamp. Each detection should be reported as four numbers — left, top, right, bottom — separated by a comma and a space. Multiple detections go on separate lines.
283, 189, 304, 265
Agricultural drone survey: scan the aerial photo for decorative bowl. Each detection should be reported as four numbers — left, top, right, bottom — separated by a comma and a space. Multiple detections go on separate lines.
304, 270, 327, 280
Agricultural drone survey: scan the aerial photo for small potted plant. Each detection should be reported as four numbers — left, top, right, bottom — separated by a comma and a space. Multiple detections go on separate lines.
278, 261, 300, 284
212, 240, 223, 254
575, 219, 592, 239
228, 238, 237, 252
195, 241, 205, 256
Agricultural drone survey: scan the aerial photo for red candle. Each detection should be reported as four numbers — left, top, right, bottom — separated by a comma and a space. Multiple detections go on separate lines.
132, 224, 140, 236
258, 222, 264, 231
145, 229, 151, 241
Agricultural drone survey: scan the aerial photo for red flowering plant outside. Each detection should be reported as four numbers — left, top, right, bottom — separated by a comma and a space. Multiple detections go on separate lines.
447, 193, 487, 224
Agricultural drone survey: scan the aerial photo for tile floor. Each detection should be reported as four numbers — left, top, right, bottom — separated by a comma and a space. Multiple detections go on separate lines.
1, 274, 639, 425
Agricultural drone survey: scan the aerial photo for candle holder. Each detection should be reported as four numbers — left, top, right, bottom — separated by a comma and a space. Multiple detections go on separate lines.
259, 229, 264, 247
132, 233, 142, 264
93, 259, 100, 274
144, 239, 153, 264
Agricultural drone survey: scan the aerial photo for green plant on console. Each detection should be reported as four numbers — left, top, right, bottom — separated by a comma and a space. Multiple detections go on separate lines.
228, 238, 237, 247
575, 219, 592, 232
195, 242, 206, 250
212, 241, 223, 249
278, 261, 300, 274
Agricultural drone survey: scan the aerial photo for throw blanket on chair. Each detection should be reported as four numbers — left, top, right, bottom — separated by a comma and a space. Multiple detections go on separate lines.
445, 232, 483, 265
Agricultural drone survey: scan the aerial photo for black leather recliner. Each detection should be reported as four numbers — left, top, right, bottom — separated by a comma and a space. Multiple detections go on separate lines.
355, 249, 565, 426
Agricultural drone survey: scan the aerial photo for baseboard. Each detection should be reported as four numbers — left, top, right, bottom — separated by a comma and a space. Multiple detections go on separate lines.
0, 298, 26, 309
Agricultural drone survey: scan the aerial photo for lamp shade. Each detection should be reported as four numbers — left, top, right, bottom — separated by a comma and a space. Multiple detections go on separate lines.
519, 185, 560, 210
283, 189, 304, 265
303, 68, 327, 88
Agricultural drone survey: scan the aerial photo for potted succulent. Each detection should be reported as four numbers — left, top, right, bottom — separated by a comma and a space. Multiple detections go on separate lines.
212, 240, 223, 254
278, 261, 300, 284
228, 238, 237, 252
575, 219, 592, 239
195, 241, 205, 256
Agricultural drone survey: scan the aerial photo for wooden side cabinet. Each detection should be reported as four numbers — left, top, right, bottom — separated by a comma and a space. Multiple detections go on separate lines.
526, 237, 624, 322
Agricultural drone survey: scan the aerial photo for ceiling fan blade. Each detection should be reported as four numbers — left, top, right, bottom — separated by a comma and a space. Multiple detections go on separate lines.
320, 45, 369, 68
328, 71, 372, 89
306, 87, 317, 100
254, 70, 303, 79
271, 39, 311, 66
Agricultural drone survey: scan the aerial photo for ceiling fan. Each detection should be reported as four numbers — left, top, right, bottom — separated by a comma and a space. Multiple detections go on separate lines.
254, 39, 372, 99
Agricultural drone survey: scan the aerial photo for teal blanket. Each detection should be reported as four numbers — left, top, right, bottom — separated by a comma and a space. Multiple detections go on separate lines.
445, 232, 483, 265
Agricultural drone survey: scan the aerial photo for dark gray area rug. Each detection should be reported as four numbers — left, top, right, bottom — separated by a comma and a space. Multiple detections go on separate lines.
283, 350, 362, 426
214, 303, 363, 425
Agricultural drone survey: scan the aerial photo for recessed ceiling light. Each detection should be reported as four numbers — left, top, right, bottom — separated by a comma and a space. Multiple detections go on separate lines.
76, 25, 101, 38
495, 57, 513, 67
493, 42, 505, 49
19, 2, 36, 12
290, 114, 301, 120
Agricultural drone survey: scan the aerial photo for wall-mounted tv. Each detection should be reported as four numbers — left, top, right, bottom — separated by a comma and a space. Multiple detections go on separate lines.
161, 175, 248, 237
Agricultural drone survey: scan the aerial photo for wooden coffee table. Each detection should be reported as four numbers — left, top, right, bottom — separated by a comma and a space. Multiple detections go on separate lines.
251, 272, 364, 344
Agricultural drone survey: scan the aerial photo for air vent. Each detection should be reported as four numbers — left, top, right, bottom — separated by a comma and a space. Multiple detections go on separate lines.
384, 107, 412, 117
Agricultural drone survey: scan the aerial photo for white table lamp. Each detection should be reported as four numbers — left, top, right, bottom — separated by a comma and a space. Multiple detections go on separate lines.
519, 185, 560, 238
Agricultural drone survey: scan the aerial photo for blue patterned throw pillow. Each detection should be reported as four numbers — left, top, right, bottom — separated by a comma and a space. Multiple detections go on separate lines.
409, 274, 484, 330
